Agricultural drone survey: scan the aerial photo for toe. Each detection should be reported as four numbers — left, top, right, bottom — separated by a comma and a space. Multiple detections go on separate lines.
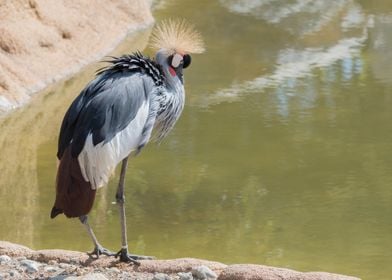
128, 254, 155, 260
121, 255, 141, 265
90, 246, 115, 258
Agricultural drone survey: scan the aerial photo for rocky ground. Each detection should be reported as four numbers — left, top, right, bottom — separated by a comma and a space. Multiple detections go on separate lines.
0, 241, 360, 280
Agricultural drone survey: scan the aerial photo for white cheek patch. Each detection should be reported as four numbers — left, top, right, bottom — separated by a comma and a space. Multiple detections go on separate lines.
171, 53, 183, 68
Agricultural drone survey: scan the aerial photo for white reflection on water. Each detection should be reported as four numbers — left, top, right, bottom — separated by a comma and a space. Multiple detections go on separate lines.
202, 35, 366, 107
201, 1, 369, 108
341, 5, 366, 31
220, 0, 349, 36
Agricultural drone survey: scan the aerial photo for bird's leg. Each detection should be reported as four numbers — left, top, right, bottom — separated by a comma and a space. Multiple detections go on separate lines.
115, 157, 154, 264
79, 215, 115, 258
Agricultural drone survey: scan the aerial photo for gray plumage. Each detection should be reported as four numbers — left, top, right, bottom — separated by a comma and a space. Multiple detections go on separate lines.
51, 19, 204, 263
58, 52, 184, 160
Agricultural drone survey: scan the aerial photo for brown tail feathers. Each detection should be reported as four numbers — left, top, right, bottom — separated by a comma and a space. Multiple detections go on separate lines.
51, 147, 96, 219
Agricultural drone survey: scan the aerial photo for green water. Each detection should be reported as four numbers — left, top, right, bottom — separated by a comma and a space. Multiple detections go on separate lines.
1, 0, 392, 279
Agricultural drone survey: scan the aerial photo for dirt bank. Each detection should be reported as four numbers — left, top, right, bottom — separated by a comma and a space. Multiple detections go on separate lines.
0, 0, 153, 113
0, 241, 360, 280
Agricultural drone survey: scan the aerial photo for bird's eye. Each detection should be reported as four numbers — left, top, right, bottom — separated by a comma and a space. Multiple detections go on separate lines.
183, 54, 191, 68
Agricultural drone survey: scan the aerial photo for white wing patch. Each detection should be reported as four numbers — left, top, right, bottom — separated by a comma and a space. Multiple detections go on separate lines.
78, 101, 150, 189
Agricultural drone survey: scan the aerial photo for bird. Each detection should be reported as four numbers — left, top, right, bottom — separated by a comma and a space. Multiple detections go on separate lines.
50, 19, 205, 264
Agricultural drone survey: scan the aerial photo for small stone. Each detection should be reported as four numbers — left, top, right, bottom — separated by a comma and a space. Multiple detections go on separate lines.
65, 265, 77, 273
16, 256, 26, 261
153, 272, 171, 280
9, 270, 20, 277
45, 266, 60, 273
70, 258, 79, 264
124, 272, 134, 278
192, 265, 217, 280
59, 263, 72, 269
50, 276, 69, 280
109, 267, 120, 273
0, 272, 9, 280
59, 263, 76, 272
20, 259, 41, 273
77, 273, 108, 280
178, 272, 193, 280
48, 259, 58, 265
76, 268, 83, 276
0, 255, 11, 264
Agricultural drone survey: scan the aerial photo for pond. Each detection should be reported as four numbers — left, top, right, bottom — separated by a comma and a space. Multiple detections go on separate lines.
1, 1, 392, 279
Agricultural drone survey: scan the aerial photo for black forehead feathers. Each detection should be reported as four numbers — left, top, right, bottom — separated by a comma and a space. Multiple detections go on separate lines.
167, 54, 173, 66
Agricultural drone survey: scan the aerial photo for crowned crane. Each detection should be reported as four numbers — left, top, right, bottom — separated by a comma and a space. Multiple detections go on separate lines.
50, 20, 205, 264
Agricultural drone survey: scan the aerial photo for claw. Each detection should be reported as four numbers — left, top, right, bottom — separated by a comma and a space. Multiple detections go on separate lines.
89, 245, 115, 258
115, 248, 155, 264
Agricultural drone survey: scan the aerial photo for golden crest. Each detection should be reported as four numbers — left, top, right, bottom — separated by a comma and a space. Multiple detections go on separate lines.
149, 19, 205, 54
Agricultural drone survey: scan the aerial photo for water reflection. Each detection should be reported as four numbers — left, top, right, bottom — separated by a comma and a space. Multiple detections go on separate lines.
202, 0, 369, 109
368, 14, 392, 85
220, 0, 350, 36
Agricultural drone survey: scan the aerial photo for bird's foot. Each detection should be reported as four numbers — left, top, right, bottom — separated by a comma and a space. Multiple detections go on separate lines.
89, 245, 115, 258
115, 248, 155, 264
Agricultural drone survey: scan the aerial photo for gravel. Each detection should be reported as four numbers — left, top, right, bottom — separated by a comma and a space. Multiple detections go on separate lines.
20, 259, 41, 273
178, 271, 194, 280
153, 272, 171, 280
0, 242, 361, 280
0, 254, 218, 280
0, 255, 11, 264
192, 265, 217, 280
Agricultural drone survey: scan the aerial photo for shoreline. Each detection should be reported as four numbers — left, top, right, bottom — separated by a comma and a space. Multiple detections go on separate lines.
0, 241, 360, 280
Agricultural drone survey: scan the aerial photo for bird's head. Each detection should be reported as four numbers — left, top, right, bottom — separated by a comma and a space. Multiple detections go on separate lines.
150, 19, 205, 87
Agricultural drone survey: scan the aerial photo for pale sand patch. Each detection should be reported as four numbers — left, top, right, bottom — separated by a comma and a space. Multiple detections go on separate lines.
0, 0, 154, 113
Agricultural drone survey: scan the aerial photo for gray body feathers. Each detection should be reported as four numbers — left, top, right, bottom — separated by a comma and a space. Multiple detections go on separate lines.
57, 53, 185, 189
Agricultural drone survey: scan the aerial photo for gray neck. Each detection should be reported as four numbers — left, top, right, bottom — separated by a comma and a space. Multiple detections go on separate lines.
152, 49, 186, 141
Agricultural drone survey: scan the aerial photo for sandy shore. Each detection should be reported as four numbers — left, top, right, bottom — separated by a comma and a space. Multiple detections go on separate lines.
0, 0, 153, 113
0, 241, 360, 280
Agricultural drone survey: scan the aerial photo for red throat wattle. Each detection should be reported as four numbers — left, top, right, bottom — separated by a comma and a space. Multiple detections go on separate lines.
169, 66, 176, 77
